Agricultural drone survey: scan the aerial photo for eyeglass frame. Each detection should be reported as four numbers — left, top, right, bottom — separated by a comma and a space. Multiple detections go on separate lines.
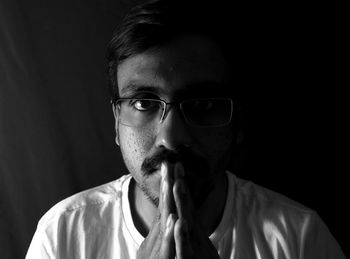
111, 97, 235, 128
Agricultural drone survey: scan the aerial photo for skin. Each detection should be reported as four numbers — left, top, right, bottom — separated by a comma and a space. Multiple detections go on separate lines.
113, 35, 237, 258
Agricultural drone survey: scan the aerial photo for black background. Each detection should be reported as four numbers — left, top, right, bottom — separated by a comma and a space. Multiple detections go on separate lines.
0, 0, 347, 258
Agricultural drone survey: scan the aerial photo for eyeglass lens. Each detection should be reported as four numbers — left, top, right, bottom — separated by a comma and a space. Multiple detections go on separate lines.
116, 98, 232, 127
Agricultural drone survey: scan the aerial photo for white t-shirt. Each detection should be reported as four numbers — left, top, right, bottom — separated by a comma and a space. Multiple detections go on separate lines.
26, 172, 345, 259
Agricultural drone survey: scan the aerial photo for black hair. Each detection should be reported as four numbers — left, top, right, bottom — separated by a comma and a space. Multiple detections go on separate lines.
106, 0, 235, 102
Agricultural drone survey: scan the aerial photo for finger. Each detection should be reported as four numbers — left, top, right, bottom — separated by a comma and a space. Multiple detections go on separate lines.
149, 234, 163, 259
159, 162, 168, 231
173, 178, 187, 220
159, 213, 177, 259
158, 163, 165, 222
160, 162, 175, 232
173, 162, 193, 222
174, 161, 184, 179
148, 215, 161, 246
174, 218, 193, 259
140, 219, 161, 254
137, 220, 161, 258
174, 218, 220, 259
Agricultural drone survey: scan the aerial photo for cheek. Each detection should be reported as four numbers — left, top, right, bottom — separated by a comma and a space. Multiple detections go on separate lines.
197, 128, 234, 165
118, 126, 155, 174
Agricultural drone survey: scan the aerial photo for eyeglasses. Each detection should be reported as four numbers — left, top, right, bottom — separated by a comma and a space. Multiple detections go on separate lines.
113, 97, 234, 128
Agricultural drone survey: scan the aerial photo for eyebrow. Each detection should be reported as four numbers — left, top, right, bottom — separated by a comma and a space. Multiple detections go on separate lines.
120, 81, 229, 98
175, 81, 231, 100
185, 81, 229, 96
120, 83, 165, 97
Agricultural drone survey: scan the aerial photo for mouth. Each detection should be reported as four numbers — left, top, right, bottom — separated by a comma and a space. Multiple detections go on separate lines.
146, 160, 173, 174
146, 165, 164, 177
141, 148, 210, 180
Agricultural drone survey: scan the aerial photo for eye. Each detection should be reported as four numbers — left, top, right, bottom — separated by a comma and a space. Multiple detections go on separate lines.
193, 100, 213, 111
130, 99, 159, 111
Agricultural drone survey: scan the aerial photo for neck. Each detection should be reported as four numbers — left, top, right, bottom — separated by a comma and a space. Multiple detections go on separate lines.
128, 179, 156, 237
129, 172, 228, 237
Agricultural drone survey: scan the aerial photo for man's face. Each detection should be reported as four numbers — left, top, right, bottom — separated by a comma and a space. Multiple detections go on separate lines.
114, 35, 236, 208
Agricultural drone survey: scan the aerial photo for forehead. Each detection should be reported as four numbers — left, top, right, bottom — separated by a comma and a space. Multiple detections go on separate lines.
117, 35, 230, 98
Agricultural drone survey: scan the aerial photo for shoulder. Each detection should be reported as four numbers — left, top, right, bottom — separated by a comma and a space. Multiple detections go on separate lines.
37, 174, 131, 229
227, 172, 316, 234
228, 173, 346, 258
231, 172, 312, 214
26, 174, 134, 258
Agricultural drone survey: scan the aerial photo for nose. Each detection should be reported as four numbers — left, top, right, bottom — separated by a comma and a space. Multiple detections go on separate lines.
155, 106, 193, 151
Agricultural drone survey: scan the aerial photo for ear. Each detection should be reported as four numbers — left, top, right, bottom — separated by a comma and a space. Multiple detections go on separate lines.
112, 104, 120, 146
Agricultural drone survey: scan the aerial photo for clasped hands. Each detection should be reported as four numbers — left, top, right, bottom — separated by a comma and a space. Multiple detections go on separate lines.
137, 162, 220, 259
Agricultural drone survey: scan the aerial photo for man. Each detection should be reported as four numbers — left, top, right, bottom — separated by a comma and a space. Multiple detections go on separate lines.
26, 0, 346, 258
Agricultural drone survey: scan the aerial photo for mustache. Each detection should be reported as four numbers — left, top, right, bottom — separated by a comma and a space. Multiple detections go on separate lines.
141, 147, 209, 176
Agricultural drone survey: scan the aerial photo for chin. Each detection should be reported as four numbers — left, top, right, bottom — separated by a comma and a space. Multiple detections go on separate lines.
139, 181, 160, 207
